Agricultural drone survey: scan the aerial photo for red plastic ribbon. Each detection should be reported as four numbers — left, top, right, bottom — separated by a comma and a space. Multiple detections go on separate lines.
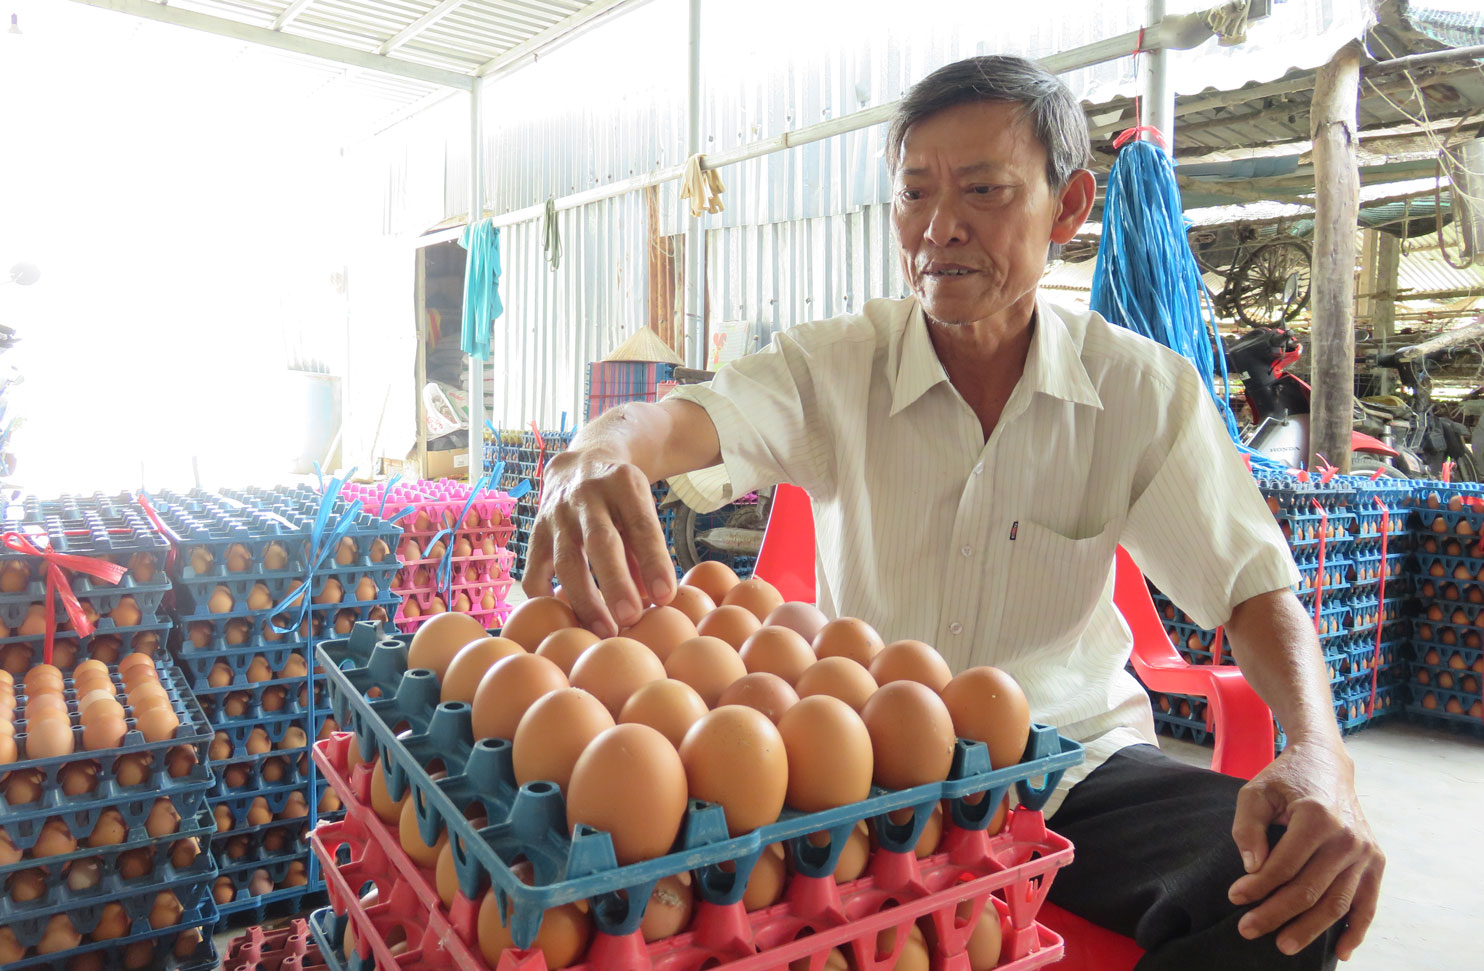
1368, 498, 1389, 716
1310, 498, 1328, 633
1112, 125, 1168, 151
1, 531, 128, 664
133, 492, 178, 575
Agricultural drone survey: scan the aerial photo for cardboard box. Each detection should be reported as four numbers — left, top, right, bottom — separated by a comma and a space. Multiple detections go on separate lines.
425, 449, 471, 480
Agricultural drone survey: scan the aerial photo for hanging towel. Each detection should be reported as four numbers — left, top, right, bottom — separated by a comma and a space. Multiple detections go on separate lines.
543, 198, 562, 271
680, 154, 727, 217
458, 218, 502, 361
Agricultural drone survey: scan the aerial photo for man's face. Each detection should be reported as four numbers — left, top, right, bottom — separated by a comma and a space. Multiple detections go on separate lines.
892, 100, 1076, 328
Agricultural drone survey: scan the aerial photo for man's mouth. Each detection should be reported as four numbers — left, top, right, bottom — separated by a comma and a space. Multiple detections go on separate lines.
921, 263, 977, 278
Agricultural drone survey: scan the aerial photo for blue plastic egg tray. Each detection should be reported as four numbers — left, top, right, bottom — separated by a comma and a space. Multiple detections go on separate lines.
5, 910, 219, 971
0, 807, 212, 892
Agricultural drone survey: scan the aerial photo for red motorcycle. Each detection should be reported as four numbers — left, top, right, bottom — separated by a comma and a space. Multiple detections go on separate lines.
1223, 326, 1413, 476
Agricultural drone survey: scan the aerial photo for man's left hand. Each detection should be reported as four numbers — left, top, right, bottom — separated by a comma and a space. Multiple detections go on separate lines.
1227, 738, 1384, 960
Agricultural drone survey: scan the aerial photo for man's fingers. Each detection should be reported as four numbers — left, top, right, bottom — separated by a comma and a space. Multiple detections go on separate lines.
1230, 801, 1332, 906
579, 505, 644, 631
1335, 859, 1383, 960
618, 476, 676, 606
1230, 782, 1279, 879
551, 511, 615, 638
521, 517, 557, 599
1269, 860, 1362, 956
1236, 834, 1352, 941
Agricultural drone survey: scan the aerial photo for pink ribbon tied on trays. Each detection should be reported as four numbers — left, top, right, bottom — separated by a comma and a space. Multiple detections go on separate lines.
1, 530, 129, 664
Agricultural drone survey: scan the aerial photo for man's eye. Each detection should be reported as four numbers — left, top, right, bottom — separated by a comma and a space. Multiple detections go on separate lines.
900, 189, 923, 201
970, 185, 999, 195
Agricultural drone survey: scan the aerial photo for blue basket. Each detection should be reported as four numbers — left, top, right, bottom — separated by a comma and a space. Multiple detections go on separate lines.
318, 622, 1083, 947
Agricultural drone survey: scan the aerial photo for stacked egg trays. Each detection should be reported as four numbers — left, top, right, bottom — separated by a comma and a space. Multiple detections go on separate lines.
222, 913, 335, 971
488, 427, 570, 580
310, 621, 1082, 971
0, 655, 220, 970
149, 486, 402, 927
0, 492, 175, 677
340, 479, 519, 635
1406, 487, 1484, 734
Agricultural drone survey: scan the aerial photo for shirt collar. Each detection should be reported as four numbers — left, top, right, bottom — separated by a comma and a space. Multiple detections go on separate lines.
889, 295, 1103, 417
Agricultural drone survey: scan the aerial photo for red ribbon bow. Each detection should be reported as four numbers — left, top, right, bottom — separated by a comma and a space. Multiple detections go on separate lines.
2, 531, 129, 664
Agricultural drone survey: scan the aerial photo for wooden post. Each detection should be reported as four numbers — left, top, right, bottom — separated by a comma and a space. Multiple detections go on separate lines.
1308, 43, 1363, 473
1373, 232, 1401, 396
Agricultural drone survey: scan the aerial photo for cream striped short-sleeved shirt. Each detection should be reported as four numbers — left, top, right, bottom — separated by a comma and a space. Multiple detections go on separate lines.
667, 295, 1298, 810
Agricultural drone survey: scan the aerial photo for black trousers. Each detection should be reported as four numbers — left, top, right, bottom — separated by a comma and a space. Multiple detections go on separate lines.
1046, 745, 1341, 971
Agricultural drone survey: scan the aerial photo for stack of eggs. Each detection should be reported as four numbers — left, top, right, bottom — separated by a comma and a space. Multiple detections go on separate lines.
359, 561, 1030, 971
337, 479, 519, 635
0, 494, 173, 677
1409, 489, 1484, 726
0, 655, 219, 970
154, 486, 403, 927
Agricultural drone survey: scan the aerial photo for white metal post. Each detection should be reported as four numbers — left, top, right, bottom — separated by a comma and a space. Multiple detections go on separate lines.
467, 82, 487, 480
682, 0, 704, 368
1142, 0, 1175, 145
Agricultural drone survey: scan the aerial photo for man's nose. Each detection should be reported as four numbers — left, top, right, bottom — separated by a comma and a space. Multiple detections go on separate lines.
924, 195, 968, 248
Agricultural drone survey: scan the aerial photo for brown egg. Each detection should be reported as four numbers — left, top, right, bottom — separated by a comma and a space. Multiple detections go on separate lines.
0, 832, 18, 867
744, 842, 788, 911
282, 791, 309, 819
764, 602, 829, 642
861, 681, 955, 789
118, 847, 153, 879
477, 862, 592, 969
111, 597, 142, 627
212, 876, 236, 905
25, 663, 65, 692
208, 586, 235, 613
26, 692, 69, 721
812, 618, 885, 667
175, 928, 205, 961
663, 636, 747, 708
536, 628, 601, 675
777, 696, 873, 811
722, 578, 785, 621
407, 611, 490, 682
25, 717, 74, 759
501, 596, 579, 651
0, 562, 28, 593
113, 752, 152, 786
83, 712, 128, 751
435, 815, 486, 906
74, 658, 108, 681
739, 626, 816, 685
356, 576, 379, 602
621, 680, 709, 749
18, 605, 47, 637
569, 638, 665, 718
680, 561, 740, 605
641, 872, 694, 942
399, 790, 449, 868
567, 724, 688, 864
128, 681, 170, 712
248, 796, 273, 826
514, 688, 615, 793
149, 891, 183, 928
680, 705, 789, 835
880, 925, 929, 971
941, 667, 1032, 770
826, 821, 871, 883
621, 606, 699, 663
370, 754, 409, 824
171, 837, 200, 870
795, 657, 878, 712
8, 867, 46, 901
717, 672, 798, 724
790, 949, 849, 971
37, 913, 82, 954
137, 707, 180, 743
472, 653, 569, 740
209, 732, 232, 761
696, 605, 763, 649
869, 640, 952, 692
442, 637, 526, 705
0, 734, 14, 765
665, 585, 716, 625
146, 798, 181, 838
35, 818, 78, 856
314, 578, 345, 606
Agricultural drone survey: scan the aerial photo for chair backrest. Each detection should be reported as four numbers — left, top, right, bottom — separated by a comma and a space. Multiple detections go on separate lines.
1114, 546, 1188, 674
753, 483, 816, 604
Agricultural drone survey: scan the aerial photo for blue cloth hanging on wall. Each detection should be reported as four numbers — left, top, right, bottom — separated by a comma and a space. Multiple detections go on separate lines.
458, 219, 502, 361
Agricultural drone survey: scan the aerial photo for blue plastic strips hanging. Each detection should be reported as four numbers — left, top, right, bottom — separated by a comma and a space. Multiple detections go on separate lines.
459, 219, 503, 361
1091, 140, 1240, 439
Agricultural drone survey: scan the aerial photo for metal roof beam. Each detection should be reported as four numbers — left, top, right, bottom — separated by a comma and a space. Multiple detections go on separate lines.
474, 0, 639, 78
377, 0, 476, 55
272, 0, 319, 31
69, 0, 475, 90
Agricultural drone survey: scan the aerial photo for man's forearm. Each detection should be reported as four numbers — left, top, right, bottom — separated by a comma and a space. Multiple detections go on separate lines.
569, 398, 721, 483
1224, 589, 1344, 747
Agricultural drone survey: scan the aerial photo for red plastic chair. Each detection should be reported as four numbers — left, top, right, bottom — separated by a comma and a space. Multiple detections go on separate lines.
754, 483, 1278, 970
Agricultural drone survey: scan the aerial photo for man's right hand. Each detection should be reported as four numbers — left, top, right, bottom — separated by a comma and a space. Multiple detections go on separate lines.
522, 447, 676, 638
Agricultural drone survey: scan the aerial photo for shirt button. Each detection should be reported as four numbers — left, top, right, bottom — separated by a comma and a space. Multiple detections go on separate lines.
960, 545, 972, 557
949, 622, 963, 635
974, 464, 984, 475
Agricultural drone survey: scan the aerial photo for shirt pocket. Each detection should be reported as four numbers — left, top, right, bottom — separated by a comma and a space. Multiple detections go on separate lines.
997, 517, 1123, 660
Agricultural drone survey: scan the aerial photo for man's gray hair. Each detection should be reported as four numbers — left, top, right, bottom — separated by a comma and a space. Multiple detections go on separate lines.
886, 55, 1092, 190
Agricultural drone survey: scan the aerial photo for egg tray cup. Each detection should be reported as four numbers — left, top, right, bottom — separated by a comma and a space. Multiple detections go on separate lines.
1404, 678, 1484, 713
206, 705, 335, 758
1402, 701, 1484, 735
391, 599, 508, 637
1406, 639, 1484, 669
170, 608, 315, 657
0, 834, 218, 948
0, 662, 214, 844
1412, 551, 1484, 586
208, 745, 313, 797
214, 880, 329, 928
207, 776, 331, 832
1411, 505, 1484, 537
1412, 577, 1484, 608
4, 907, 221, 971
194, 671, 330, 725
173, 563, 402, 617
0, 620, 172, 677
211, 819, 314, 870
1151, 711, 1213, 746
0, 806, 213, 896
213, 843, 316, 897
316, 623, 1082, 948
310, 598, 404, 639
1412, 621, 1484, 652
311, 770, 1069, 971
226, 914, 334, 971
0, 571, 173, 630
170, 638, 319, 692
393, 557, 515, 595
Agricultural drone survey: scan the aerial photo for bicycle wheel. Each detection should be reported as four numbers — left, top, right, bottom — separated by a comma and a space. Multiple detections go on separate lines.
1233, 240, 1312, 327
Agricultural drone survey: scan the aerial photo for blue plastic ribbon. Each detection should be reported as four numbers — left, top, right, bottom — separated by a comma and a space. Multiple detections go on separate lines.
429, 471, 495, 602
508, 479, 533, 501
268, 469, 364, 636
377, 473, 403, 522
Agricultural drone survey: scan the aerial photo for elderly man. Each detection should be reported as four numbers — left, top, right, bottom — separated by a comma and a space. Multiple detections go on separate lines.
524, 55, 1383, 970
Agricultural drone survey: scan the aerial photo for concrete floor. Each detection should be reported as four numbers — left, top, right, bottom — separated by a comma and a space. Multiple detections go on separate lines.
1160, 723, 1483, 970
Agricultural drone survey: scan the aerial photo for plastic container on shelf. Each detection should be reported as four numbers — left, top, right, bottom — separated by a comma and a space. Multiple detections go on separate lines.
313, 734, 1069, 971
318, 623, 1082, 949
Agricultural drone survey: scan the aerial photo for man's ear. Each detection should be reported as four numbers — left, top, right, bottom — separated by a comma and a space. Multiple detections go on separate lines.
1050, 169, 1096, 245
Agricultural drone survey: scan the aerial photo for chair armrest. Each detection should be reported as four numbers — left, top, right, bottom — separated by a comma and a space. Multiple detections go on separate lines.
1134, 657, 1275, 780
